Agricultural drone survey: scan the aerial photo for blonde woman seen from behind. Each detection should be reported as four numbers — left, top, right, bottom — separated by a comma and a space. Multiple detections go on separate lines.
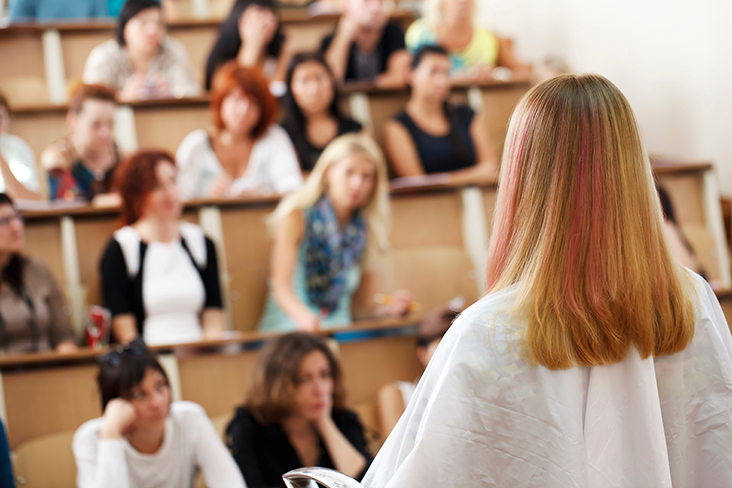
258, 134, 413, 333
362, 74, 732, 487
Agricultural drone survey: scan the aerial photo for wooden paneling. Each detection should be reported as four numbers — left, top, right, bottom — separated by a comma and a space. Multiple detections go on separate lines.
23, 219, 65, 289
9, 110, 68, 164
480, 84, 528, 159
170, 25, 219, 87
365, 90, 410, 150
60, 30, 110, 85
390, 191, 465, 249
134, 101, 210, 154
75, 215, 120, 307
4, 364, 101, 448
0, 34, 47, 106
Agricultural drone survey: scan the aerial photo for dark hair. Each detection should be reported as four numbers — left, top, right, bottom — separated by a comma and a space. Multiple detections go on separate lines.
69, 83, 117, 114
210, 61, 277, 137
246, 333, 346, 425
116, 0, 163, 46
0, 193, 25, 294
204, 0, 285, 90
656, 183, 676, 224
97, 339, 170, 411
409, 45, 468, 160
416, 306, 459, 348
114, 150, 175, 225
280, 52, 344, 170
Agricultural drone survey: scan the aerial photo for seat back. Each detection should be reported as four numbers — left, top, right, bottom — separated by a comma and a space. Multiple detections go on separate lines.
13, 430, 76, 488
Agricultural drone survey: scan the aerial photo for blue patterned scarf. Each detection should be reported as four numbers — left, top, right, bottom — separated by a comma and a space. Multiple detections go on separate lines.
304, 195, 367, 314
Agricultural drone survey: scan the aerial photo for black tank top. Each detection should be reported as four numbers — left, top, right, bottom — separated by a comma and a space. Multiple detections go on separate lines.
394, 105, 476, 174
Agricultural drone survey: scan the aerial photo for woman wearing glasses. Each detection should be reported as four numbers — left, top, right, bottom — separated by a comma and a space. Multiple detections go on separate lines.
0, 193, 77, 355
73, 339, 246, 488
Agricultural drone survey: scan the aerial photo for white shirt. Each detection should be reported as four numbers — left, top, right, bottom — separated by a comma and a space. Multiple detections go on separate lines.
363, 272, 732, 488
175, 126, 303, 201
0, 133, 40, 193
73, 401, 246, 488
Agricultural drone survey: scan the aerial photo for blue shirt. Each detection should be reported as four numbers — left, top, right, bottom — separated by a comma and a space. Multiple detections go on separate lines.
10, 0, 108, 22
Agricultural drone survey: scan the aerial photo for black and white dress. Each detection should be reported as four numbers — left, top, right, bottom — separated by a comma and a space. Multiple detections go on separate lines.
100, 222, 222, 346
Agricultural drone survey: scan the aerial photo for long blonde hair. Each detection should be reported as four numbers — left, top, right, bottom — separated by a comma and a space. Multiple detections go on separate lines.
269, 133, 391, 253
486, 74, 696, 370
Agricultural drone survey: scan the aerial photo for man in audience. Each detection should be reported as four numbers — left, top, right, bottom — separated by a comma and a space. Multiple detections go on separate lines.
9, 0, 108, 23
41, 84, 121, 203
321, 0, 410, 86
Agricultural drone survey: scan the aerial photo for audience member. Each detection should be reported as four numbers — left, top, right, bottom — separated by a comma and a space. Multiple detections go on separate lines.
375, 305, 457, 440
83, 0, 200, 101
321, 0, 409, 85
100, 150, 225, 346
405, 0, 530, 80
0, 193, 77, 355
280, 52, 363, 172
10, 0, 107, 23
0, 93, 40, 200
176, 62, 302, 200
41, 84, 121, 203
227, 332, 372, 486
657, 183, 706, 278
205, 0, 288, 91
363, 74, 732, 486
108, 0, 175, 17
258, 134, 412, 333
384, 46, 498, 183
73, 339, 246, 488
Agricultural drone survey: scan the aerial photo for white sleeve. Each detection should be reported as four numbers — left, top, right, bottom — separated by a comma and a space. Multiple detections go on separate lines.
191, 408, 247, 488
166, 38, 202, 98
73, 426, 130, 488
176, 131, 206, 201
267, 126, 304, 194
83, 43, 114, 86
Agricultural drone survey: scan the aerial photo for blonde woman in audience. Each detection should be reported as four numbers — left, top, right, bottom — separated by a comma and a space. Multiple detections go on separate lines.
83, 0, 200, 101
41, 84, 121, 203
100, 150, 225, 346
363, 74, 732, 487
227, 332, 372, 486
0, 193, 77, 355
384, 46, 498, 184
0, 93, 40, 200
405, 0, 530, 81
176, 62, 302, 200
258, 133, 412, 333
74, 339, 246, 488
375, 305, 457, 440
205, 0, 288, 91
320, 0, 410, 85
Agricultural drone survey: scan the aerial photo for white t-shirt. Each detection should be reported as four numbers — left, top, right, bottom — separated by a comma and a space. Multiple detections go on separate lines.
73, 401, 246, 488
363, 272, 732, 488
0, 133, 40, 193
175, 126, 303, 200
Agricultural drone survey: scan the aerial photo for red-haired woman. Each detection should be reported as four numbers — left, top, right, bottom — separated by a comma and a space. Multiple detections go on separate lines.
176, 61, 302, 200
100, 150, 225, 346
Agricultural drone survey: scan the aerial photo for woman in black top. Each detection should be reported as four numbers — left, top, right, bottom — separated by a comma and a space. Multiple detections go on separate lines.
280, 53, 362, 172
204, 0, 287, 91
227, 333, 371, 487
384, 45, 499, 184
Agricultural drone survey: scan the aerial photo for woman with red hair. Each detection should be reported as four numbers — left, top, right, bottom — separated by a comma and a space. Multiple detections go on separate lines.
99, 150, 225, 346
176, 61, 302, 200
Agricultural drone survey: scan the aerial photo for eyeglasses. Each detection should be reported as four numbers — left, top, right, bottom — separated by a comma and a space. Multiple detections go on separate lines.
0, 214, 23, 227
98, 338, 148, 367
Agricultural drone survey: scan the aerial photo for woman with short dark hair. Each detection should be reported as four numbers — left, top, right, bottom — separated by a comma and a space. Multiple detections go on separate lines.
83, 0, 200, 101
73, 339, 245, 488
226, 332, 372, 487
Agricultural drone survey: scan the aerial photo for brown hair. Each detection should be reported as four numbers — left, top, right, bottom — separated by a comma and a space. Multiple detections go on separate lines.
210, 61, 276, 138
246, 333, 346, 425
68, 83, 117, 114
0, 91, 11, 117
114, 150, 175, 226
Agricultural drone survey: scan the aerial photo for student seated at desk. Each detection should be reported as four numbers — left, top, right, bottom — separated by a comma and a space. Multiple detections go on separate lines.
100, 150, 225, 346
0, 193, 77, 355
0, 92, 40, 200
405, 0, 530, 81
176, 61, 302, 200
320, 0, 410, 85
280, 52, 363, 173
258, 134, 412, 333
205, 0, 288, 91
41, 84, 121, 203
83, 0, 200, 102
74, 339, 246, 488
9, 0, 107, 23
384, 46, 498, 184
227, 332, 372, 487
376, 305, 457, 440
